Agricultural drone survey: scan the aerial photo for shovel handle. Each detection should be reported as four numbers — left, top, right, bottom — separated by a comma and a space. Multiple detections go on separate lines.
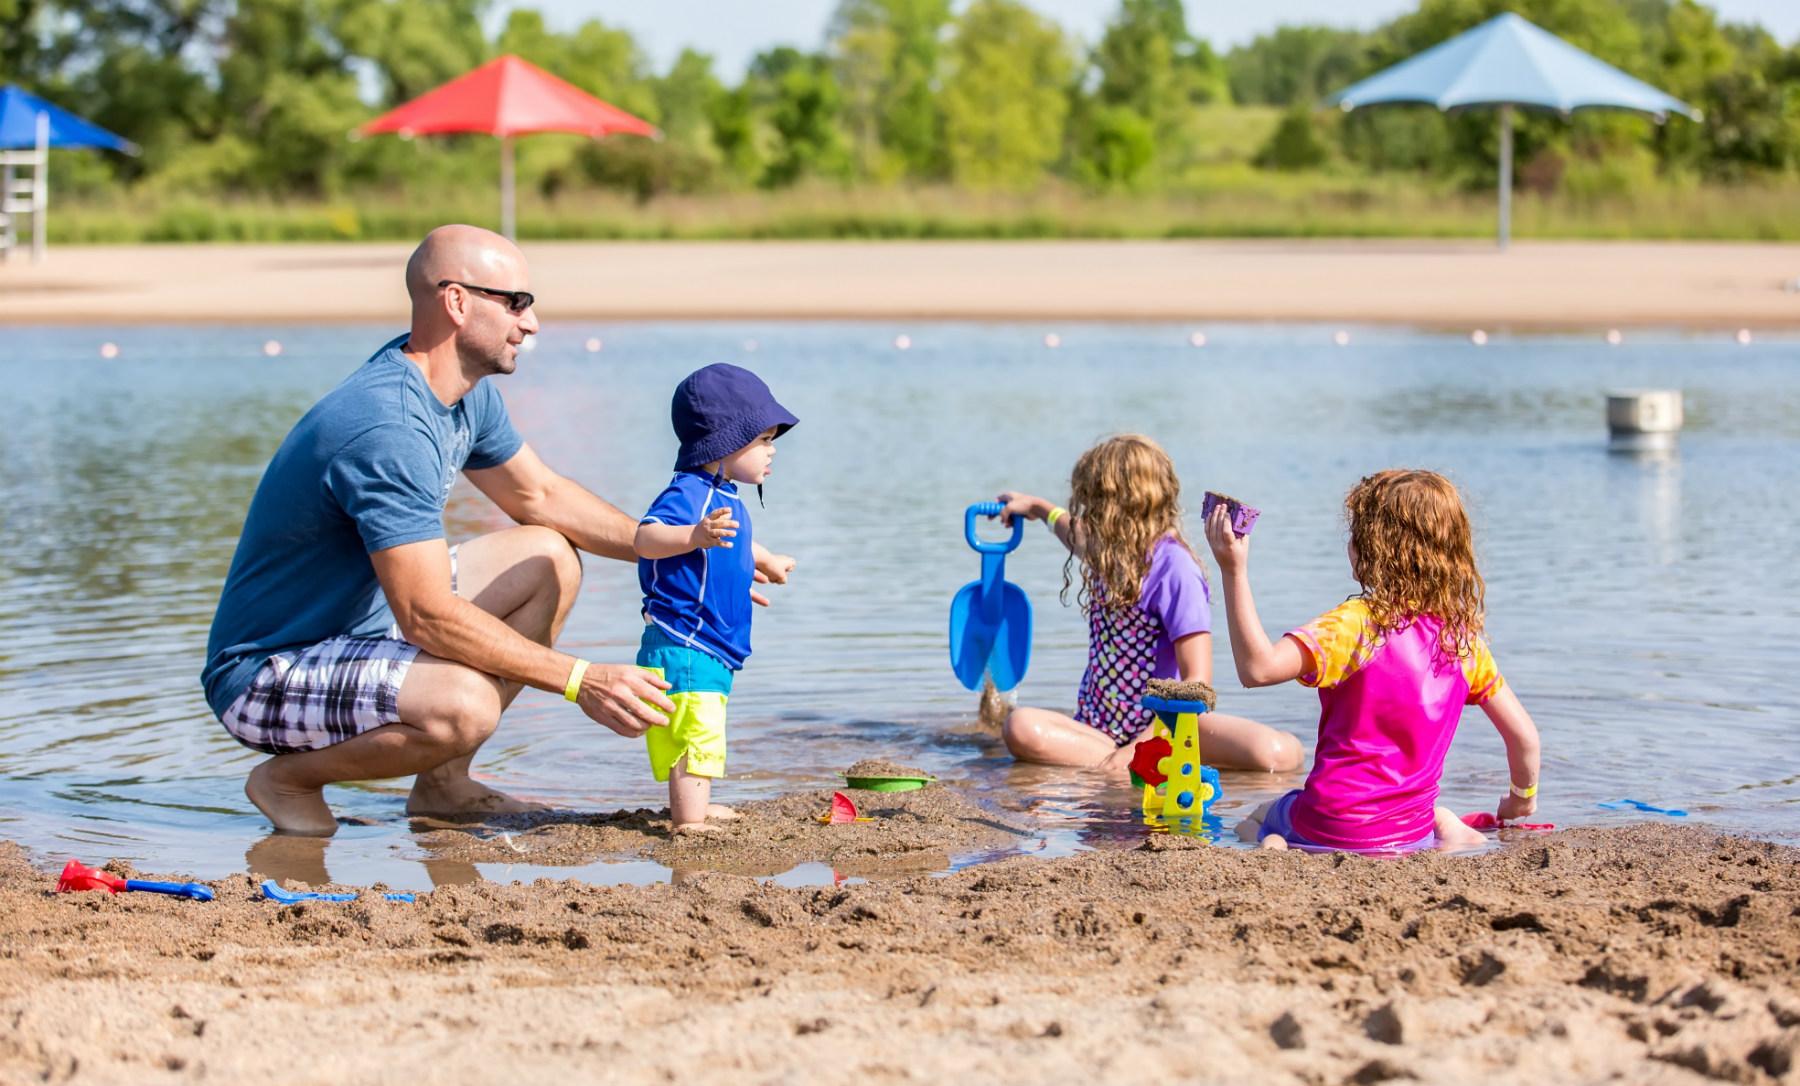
965, 503, 1023, 555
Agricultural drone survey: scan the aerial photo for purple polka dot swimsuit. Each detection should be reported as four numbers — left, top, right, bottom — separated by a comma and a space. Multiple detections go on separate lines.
1071, 536, 1214, 747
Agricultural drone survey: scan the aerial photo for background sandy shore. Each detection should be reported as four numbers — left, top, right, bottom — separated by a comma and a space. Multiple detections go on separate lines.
4, 809, 1797, 1085
4, 239, 1799, 329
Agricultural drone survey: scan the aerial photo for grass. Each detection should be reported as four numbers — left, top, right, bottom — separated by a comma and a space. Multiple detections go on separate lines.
44, 173, 1800, 245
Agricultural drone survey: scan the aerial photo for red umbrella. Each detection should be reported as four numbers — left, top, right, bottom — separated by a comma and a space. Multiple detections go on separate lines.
360, 54, 659, 239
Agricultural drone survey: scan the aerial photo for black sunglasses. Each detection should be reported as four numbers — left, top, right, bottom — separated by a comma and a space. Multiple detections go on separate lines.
437, 279, 535, 314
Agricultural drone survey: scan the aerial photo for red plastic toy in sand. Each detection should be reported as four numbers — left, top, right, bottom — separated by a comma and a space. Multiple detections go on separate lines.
1461, 812, 1554, 832
816, 791, 874, 824
56, 859, 214, 901
1128, 735, 1173, 787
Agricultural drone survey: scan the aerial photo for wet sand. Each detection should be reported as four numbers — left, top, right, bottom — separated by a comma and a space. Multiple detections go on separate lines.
4, 239, 1799, 329
5, 799, 1797, 1084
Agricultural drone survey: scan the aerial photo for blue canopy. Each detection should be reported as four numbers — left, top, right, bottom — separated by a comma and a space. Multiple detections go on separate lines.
0, 85, 136, 152
1326, 14, 1695, 249
1330, 13, 1696, 119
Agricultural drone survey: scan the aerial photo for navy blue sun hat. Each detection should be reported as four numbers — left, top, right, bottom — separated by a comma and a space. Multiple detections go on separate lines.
672, 363, 799, 472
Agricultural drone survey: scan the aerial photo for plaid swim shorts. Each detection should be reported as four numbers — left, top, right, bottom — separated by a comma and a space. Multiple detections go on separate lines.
218, 548, 457, 755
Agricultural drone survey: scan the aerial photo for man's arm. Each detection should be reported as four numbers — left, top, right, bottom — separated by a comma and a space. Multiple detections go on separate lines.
464, 443, 637, 562
370, 538, 672, 734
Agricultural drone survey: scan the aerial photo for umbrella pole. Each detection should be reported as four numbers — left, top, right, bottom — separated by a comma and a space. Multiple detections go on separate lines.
500, 135, 516, 241
33, 111, 48, 263
1497, 104, 1513, 251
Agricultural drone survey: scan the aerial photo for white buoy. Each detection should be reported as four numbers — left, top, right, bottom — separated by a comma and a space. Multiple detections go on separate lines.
519, 335, 537, 352
1735, 328, 1753, 345
99, 342, 119, 359
894, 334, 912, 351
742, 339, 758, 353
262, 340, 282, 357
1606, 329, 1624, 346
1470, 329, 1488, 346
1188, 331, 1207, 348
584, 337, 603, 353
1333, 330, 1351, 347
1043, 333, 1061, 349
1607, 389, 1683, 452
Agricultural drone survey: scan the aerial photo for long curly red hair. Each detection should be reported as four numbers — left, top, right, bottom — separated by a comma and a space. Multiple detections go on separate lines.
1345, 469, 1486, 659
1061, 434, 1199, 611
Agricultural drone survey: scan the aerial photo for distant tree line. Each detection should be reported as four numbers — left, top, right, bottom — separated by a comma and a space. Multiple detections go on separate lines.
3, 0, 1796, 200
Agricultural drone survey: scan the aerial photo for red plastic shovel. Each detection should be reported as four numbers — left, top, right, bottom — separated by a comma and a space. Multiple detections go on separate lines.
56, 859, 214, 901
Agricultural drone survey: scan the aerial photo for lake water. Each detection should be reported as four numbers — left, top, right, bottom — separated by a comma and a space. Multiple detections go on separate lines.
2, 321, 1796, 891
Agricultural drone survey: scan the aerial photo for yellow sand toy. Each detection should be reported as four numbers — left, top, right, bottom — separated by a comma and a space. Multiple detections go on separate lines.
1129, 681, 1223, 833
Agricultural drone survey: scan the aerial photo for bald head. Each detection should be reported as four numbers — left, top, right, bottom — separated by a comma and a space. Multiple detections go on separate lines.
405, 224, 527, 305
404, 224, 537, 381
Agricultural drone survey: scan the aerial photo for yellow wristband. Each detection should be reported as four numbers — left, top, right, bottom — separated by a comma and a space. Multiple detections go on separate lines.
563, 659, 590, 703
1510, 782, 1537, 799
1047, 506, 1068, 528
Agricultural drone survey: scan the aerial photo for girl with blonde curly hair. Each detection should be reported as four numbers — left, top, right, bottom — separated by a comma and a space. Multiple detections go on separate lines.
1207, 469, 1543, 853
994, 435, 1302, 775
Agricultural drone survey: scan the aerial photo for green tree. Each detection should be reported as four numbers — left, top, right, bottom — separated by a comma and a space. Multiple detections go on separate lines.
707, 84, 763, 185
652, 48, 721, 148
336, 0, 485, 104
829, 0, 951, 180
940, 0, 1071, 189
1254, 105, 1330, 171
1226, 26, 1370, 107
1071, 105, 1154, 188
759, 52, 852, 188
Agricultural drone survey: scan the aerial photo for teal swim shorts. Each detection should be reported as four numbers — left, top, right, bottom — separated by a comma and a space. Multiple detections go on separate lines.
636, 624, 735, 782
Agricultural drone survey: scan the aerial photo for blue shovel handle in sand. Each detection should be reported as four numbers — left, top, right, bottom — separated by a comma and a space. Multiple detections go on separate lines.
949, 502, 1033, 692
260, 880, 415, 904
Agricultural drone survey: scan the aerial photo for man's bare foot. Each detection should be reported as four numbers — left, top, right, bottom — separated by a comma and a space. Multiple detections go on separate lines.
405, 774, 545, 820
674, 821, 724, 835
705, 803, 739, 821
246, 759, 339, 836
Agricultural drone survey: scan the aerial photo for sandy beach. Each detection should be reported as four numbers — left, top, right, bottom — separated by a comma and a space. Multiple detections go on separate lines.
3, 239, 1799, 328
4, 782, 1796, 1085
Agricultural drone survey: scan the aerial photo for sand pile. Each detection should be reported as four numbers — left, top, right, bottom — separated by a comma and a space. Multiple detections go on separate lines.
414, 774, 1022, 878
2, 823, 1796, 1084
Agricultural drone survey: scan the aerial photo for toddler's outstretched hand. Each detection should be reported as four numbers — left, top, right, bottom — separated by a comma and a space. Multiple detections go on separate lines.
1204, 502, 1250, 571
688, 506, 738, 550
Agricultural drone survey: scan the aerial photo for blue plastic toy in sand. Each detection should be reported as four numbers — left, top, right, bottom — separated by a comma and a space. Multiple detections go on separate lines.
260, 880, 416, 904
949, 502, 1032, 692
1598, 799, 1688, 817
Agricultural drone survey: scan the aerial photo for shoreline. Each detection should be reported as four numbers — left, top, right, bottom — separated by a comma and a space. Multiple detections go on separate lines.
4, 801, 1797, 1083
4, 238, 1799, 329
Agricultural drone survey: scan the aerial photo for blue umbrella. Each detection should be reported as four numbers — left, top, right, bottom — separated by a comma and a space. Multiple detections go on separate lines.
0, 85, 136, 152
1328, 13, 1696, 248
0, 86, 134, 263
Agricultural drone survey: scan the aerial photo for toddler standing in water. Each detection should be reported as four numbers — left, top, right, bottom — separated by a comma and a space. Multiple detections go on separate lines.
997, 434, 1302, 775
633, 364, 798, 833
1206, 469, 1542, 852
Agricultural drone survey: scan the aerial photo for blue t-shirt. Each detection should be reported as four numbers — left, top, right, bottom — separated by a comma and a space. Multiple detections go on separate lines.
201, 334, 523, 716
638, 471, 754, 670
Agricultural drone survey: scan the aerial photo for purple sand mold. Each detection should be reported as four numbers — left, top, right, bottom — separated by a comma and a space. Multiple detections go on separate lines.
1202, 491, 1260, 537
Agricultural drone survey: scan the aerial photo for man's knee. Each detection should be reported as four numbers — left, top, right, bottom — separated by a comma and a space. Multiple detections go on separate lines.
514, 525, 583, 592
411, 668, 502, 752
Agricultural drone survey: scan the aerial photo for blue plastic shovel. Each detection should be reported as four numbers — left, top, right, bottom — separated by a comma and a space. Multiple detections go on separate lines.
949, 502, 1032, 692
260, 879, 416, 904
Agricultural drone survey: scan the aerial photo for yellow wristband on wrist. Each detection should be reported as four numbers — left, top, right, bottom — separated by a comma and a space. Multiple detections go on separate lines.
1510, 782, 1537, 799
1047, 506, 1068, 528
563, 659, 590, 703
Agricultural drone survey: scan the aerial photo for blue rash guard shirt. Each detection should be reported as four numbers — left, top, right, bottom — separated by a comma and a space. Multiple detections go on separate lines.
637, 471, 754, 670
